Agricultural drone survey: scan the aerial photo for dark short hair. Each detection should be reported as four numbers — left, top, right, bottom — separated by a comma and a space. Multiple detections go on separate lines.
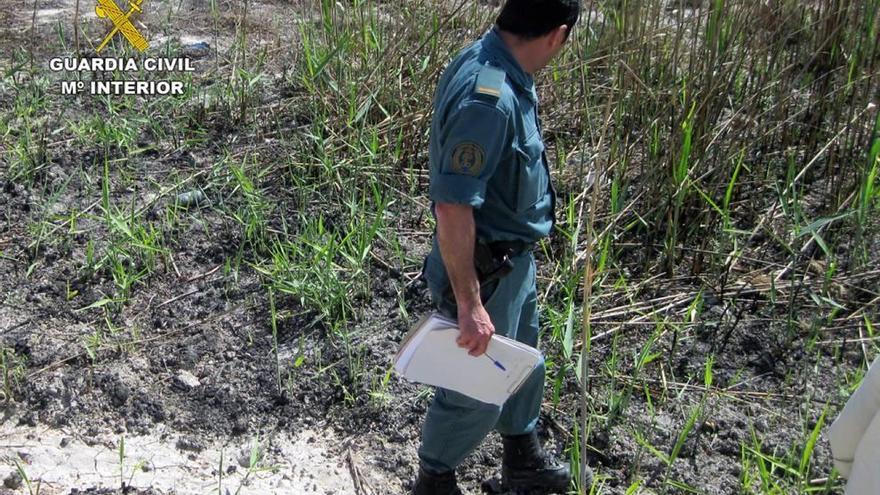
496, 0, 580, 40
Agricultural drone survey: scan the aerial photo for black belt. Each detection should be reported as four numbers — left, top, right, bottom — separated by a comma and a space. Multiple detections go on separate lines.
487, 240, 534, 258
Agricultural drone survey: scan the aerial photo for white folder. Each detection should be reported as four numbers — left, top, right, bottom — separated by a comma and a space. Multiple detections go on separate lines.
394, 312, 543, 406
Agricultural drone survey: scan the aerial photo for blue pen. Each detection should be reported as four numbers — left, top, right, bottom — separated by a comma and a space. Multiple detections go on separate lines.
484, 352, 506, 371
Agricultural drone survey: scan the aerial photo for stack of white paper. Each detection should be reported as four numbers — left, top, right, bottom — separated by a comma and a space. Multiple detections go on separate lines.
394, 312, 543, 406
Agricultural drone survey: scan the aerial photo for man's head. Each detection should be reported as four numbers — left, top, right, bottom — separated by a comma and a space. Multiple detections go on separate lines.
495, 0, 580, 72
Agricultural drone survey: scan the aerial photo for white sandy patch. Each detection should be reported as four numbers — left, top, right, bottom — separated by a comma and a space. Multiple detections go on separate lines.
0, 420, 357, 494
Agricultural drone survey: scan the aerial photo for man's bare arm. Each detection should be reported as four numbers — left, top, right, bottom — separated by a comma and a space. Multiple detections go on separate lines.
435, 202, 495, 357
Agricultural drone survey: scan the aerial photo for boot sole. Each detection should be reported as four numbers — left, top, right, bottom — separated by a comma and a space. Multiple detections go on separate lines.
501, 470, 571, 494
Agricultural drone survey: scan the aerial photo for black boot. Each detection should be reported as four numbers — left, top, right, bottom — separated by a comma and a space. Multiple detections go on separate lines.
501, 430, 586, 494
412, 464, 464, 495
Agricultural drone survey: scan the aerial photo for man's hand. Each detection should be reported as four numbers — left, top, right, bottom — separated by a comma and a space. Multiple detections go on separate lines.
456, 304, 494, 357
434, 202, 495, 357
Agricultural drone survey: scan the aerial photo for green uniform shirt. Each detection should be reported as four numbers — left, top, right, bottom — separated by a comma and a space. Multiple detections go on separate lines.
424, 27, 556, 284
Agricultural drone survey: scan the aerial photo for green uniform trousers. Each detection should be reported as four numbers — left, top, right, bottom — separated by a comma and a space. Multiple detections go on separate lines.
418, 250, 546, 474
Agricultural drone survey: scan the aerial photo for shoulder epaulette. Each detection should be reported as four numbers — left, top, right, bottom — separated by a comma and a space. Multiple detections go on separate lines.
474, 64, 505, 98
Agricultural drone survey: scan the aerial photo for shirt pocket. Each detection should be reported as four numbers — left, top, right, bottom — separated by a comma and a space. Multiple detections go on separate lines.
513, 134, 548, 213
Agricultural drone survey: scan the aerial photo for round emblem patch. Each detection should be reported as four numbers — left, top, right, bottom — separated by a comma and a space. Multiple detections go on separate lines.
450, 142, 485, 176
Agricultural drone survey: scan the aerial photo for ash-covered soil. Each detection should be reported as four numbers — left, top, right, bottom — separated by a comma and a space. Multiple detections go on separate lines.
2, 148, 872, 495
1, 1, 877, 495
4, 165, 872, 495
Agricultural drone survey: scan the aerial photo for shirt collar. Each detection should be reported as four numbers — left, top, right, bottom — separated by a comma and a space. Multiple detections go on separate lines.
482, 26, 535, 101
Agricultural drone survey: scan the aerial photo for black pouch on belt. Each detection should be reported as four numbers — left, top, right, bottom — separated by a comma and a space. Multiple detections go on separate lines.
474, 239, 515, 284
441, 239, 516, 306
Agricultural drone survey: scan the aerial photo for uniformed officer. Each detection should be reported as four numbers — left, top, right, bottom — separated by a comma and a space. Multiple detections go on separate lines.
414, 1, 589, 494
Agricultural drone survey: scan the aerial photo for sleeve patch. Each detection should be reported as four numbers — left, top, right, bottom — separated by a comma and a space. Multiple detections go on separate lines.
475, 65, 505, 98
450, 142, 485, 176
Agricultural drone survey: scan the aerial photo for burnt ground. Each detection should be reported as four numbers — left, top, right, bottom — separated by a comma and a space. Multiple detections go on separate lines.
1, 0, 879, 494
4, 152, 875, 495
